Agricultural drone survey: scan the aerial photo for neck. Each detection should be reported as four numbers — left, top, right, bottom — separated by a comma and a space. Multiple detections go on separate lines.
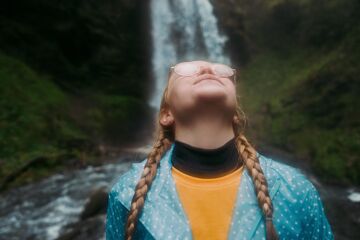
174, 116, 235, 149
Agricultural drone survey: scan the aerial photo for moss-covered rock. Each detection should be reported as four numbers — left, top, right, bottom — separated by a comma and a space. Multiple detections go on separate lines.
0, 52, 79, 187
0, 0, 151, 189
0, 51, 151, 189
214, 0, 360, 184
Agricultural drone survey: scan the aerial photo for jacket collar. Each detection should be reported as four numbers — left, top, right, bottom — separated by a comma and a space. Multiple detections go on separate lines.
138, 143, 281, 239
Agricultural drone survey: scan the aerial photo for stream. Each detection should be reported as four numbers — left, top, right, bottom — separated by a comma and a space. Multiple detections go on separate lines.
0, 150, 146, 240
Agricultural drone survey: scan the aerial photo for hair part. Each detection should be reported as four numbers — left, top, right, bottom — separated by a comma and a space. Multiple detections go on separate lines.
124, 74, 278, 240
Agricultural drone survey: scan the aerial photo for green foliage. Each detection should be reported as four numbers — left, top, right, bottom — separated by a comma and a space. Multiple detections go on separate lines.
238, 0, 360, 51
0, 0, 150, 188
0, 52, 79, 183
94, 94, 147, 142
0, 0, 149, 98
235, 0, 360, 184
0, 52, 149, 188
0, 52, 65, 157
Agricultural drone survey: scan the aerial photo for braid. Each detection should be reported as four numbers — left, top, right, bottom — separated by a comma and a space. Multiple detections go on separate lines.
233, 109, 279, 240
235, 135, 278, 240
124, 130, 172, 240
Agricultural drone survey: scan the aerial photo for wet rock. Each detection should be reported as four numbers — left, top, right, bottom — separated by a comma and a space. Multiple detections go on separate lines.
56, 215, 106, 240
80, 187, 108, 220
56, 187, 109, 240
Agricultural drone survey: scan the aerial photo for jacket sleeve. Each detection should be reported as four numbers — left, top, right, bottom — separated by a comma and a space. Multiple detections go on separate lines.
300, 182, 334, 240
106, 188, 127, 240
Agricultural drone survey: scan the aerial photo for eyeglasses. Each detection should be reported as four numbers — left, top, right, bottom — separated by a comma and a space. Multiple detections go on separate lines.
170, 62, 237, 84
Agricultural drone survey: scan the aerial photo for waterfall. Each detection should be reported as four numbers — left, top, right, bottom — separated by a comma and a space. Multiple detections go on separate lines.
149, 0, 230, 109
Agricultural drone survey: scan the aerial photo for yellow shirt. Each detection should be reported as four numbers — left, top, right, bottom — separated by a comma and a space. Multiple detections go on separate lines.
171, 165, 244, 240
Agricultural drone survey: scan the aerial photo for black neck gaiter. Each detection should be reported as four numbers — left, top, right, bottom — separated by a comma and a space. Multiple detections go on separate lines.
171, 137, 242, 178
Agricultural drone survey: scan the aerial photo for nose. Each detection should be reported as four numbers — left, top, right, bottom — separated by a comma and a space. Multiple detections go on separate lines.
198, 65, 215, 75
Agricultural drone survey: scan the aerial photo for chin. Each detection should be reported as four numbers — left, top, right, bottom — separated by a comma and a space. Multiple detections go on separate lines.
193, 87, 228, 99
194, 92, 228, 105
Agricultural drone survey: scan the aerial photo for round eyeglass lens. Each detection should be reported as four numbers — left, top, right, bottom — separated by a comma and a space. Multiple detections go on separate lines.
174, 63, 200, 76
213, 64, 234, 77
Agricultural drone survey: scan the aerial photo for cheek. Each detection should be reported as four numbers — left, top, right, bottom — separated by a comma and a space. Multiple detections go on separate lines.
168, 81, 193, 107
226, 84, 238, 105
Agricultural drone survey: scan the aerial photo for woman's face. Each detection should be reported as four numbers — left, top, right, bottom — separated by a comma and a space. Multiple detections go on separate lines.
165, 60, 237, 121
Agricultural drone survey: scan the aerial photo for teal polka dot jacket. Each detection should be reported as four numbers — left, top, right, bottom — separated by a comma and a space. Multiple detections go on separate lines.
106, 143, 334, 239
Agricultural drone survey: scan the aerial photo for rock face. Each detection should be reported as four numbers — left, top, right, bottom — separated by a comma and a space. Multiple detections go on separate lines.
211, 0, 360, 185
56, 215, 106, 240
57, 187, 109, 240
212, 0, 251, 66
0, 0, 154, 187
80, 187, 108, 220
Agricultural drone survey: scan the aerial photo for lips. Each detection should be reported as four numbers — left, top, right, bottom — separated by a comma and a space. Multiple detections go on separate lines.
194, 74, 222, 85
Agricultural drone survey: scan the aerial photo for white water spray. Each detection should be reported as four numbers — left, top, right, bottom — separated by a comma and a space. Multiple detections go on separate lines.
149, 0, 230, 109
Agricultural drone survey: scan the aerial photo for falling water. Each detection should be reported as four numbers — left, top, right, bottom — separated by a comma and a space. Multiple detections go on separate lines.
149, 0, 230, 109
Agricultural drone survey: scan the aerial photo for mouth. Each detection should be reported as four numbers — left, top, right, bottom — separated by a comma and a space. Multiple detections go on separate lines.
194, 74, 222, 85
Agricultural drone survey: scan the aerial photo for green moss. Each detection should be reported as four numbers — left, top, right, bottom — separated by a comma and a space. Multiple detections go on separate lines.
0, 52, 89, 185
239, 46, 340, 112
239, 25, 360, 184
0, 53, 62, 153
94, 94, 146, 142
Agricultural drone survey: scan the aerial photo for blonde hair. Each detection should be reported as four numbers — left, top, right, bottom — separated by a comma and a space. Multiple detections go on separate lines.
124, 69, 279, 240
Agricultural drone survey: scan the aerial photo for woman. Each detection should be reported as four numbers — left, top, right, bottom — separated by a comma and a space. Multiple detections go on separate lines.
106, 60, 334, 240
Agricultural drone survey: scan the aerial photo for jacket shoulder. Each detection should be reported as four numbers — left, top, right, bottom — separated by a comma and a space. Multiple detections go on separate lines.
258, 153, 315, 193
106, 158, 157, 240
257, 153, 334, 238
109, 158, 148, 209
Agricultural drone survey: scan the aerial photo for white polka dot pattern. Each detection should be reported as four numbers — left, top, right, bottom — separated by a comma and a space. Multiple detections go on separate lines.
105, 143, 334, 239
